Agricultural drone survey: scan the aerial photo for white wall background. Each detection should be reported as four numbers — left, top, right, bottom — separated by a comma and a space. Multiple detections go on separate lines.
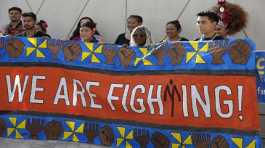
0, 0, 265, 49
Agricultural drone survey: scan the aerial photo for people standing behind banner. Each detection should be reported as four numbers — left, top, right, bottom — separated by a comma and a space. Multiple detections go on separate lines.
4, 7, 24, 36
18, 12, 48, 38
195, 11, 224, 41
115, 15, 143, 46
162, 20, 188, 43
35, 20, 51, 38
79, 21, 101, 43
70, 17, 103, 42
130, 25, 152, 47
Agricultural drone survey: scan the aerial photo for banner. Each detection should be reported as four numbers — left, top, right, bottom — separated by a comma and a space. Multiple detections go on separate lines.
0, 37, 255, 72
0, 67, 259, 131
0, 37, 261, 147
0, 114, 261, 148
256, 51, 265, 103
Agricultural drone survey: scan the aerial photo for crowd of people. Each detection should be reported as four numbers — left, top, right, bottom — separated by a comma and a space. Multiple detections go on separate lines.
0, 3, 247, 47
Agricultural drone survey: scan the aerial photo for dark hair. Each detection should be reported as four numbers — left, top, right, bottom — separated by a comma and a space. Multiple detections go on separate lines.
37, 20, 48, 33
167, 20, 182, 32
80, 21, 96, 29
22, 12, 37, 21
197, 11, 220, 23
70, 17, 100, 40
8, 7, 22, 13
128, 15, 143, 23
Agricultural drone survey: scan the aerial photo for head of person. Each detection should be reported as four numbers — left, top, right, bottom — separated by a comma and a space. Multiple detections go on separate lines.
8, 7, 22, 22
166, 20, 182, 40
196, 11, 220, 36
22, 12, 37, 30
127, 15, 143, 32
35, 20, 48, 33
70, 17, 98, 40
79, 17, 95, 27
80, 21, 96, 41
130, 25, 152, 47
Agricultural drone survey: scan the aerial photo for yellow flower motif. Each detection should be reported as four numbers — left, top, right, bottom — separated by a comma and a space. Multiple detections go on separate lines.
26, 38, 47, 58
82, 42, 103, 63
63, 121, 84, 142
171, 132, 192, 148
116, 127, 133, 148
186, 41, 208, 64
7, 117, 26, 139
232, 137, 256, 148
134, 48, 153, 66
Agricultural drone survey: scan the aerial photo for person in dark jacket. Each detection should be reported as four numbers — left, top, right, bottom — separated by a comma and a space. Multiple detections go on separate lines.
115, 15, 143, 45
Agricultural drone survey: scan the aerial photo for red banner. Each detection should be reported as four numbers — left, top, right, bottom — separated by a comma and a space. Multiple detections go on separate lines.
0, 66, 259, 131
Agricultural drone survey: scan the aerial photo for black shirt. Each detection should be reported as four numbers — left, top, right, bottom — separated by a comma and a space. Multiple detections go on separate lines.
179, 37, 189, 41
115, 33, 130, 45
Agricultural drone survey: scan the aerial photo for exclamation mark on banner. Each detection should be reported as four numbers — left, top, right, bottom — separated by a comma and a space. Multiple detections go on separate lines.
238, 85, 243, 121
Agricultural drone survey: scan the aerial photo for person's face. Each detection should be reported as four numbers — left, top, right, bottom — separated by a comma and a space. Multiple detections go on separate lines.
166, 23, 179, 40
127, 18, 141, 32
9, 10, 21, 22
80, 26, 95, 41
80, 18, 91, 26
35, 24, 42, 32
133, 28, 147, 46
196, 16, 217, 35
22, 17, 35, 30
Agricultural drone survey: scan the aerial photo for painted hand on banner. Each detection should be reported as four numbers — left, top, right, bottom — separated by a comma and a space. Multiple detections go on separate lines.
229, 39, 250, 64
103, 47, 116, 64
85, 123, 98, 143
210, 135, 229, 148
44, 120, 63, 140
99, 125, 114, 146
63, 42, 81, 61
210, 47, 226, 64
118, 47, 135, 67
134, 129, 150, 148
26, 118, 45, 139
191, 134, 211, 148
6, 38, 24, 58
0, 118, 6, 137
167, 43, 185, 65
153, 48, 165, 65
48, 39, 62, 58
151, 132, 170, 148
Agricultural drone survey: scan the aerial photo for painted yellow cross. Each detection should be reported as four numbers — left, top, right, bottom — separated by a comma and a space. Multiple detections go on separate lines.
134, 48, 153, 66
63, 121, 84, 142
232, 137, 256, 148
171, 132, 192, 148
186, 41, 209, 64
82, 42, 103, 63
116, 127, 133, 148
7, 117, 26, 139
26, 38, 47, 58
